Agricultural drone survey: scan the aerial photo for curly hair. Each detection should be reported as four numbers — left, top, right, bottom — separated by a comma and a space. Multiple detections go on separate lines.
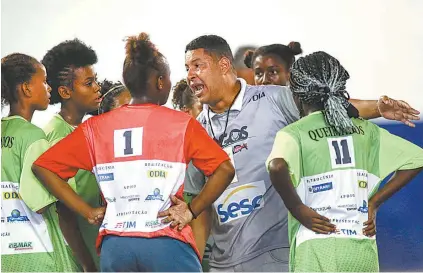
2, 53, 39, 106
171, 79, 196, 110
41, 38, 98, 104
98, 80, 128, 114
122, 32, 167, 97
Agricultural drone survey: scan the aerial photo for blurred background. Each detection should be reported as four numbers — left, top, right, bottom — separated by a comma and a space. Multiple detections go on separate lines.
2, 0, 422, 270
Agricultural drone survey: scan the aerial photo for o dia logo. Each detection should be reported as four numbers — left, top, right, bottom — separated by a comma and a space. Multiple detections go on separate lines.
358, 180, 367, 188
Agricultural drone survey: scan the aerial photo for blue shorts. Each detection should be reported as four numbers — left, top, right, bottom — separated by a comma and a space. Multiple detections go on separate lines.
100, 235, 202, 272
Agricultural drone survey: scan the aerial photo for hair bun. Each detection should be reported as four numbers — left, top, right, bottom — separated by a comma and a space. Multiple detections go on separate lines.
243, 50, 254, 69
125, 32, 157, 65
288, 41, 302, 55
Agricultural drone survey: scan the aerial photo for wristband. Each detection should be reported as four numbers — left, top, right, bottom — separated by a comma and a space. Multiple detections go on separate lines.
187, 203, 197, 219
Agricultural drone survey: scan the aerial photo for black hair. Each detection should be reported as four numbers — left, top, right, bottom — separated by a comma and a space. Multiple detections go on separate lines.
289, 51, 358, 132
244, 42, 302, 70
122, 32, 167, 98
98, 80, 128, 114
41, 38, 98, 104
185, 35, 234, 63
171, 79, 197, 110
1, 53, 40, 107
234, 45, 256, 69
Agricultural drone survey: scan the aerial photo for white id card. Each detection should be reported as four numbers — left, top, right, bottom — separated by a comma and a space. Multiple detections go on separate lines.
223, 146, 238, 184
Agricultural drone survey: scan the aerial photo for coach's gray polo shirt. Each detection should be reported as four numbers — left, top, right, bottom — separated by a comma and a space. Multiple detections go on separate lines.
185, 78, 299, 267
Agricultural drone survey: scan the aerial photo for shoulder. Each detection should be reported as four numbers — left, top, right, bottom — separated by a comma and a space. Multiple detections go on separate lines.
44, 116, 73, 141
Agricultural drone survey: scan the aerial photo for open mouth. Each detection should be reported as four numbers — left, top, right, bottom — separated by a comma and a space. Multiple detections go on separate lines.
191, 84, 205, 97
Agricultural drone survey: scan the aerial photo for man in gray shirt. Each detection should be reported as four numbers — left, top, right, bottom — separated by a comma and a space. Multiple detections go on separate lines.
183, 35, 421, 272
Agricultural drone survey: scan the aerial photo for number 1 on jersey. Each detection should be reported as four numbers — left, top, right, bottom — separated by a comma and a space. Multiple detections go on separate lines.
114, 127, 143, 157
328, 136, 355, 169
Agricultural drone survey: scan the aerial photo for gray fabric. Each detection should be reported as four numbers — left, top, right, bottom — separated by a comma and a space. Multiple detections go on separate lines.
184, 80, 299, 268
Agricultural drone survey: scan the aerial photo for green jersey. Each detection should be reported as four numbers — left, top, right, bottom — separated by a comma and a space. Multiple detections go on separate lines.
44, 114, 101, 269
1, 116, 80, 272
266, 111, 423, 272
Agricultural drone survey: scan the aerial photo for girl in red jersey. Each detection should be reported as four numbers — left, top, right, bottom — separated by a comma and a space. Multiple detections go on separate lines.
32, 32, 235, 272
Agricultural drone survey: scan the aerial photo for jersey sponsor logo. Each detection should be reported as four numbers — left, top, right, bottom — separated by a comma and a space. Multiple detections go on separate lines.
1, 136, 15, 148
1, 232, 10, 237
233, 143, 248, 154
98, 173, 114, 182
121, 194, 140, 202
219, 126, 249, 147
7, 209, 29, 223
308, 182, 333, 193
358, 200, 368, 213
329, 229, 358, 236
145, 220, 161, 228
115, 221, 136, 229
145, 188, 164, 201
147, 170, 168, 179
105, 197, 116, 203
308, 125, 364, 142
358, 180, 368, 188
311, 206, 331, 212
9, 241, 33, 251
216, 181, 265, 225
116, 210, 147, 217
3, 192, 20, 200
340, 193, 355, 199
247, 91, 266, 103
100, 222, 108, 229
338, 204, 357, 211
124, 185, 136, 190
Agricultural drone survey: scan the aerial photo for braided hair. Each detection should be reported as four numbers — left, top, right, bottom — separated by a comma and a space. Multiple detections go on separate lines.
244, 42, 302, 70
41, 39, 98, 105
98, 82, 127, 114
289, 51, 358, 132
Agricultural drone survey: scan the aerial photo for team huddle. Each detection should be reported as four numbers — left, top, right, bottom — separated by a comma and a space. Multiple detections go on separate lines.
2, 32, 423, 272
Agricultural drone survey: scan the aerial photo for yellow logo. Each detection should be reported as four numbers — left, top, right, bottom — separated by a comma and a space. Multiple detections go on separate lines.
358, 181, 367, 188
147, 170, 167, 179
3, 192, 20, 200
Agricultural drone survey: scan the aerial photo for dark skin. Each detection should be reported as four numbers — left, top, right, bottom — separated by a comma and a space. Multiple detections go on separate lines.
33, 55, 235, 232
48, 65, 102, 272
252, 54, 420, 126
269, 96, 423, 237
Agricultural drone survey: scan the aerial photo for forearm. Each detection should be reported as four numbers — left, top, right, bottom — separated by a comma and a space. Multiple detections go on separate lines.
32, 165, 93, 219
190, 205, 212, 257
350, 99, 380, 119
57, 203, 97, 271
190, 160, 234, 216
370, 168, 423, 208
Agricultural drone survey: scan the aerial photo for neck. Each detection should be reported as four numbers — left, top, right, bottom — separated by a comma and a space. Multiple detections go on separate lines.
9, 102, 34, 122
129, 95, 160, 105
209, 78, 241, 114
59, 102, 85, 127
302, 104, 323, 117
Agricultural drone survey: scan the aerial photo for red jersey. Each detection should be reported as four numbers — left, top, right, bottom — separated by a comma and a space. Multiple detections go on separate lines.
34, 104, 229, 259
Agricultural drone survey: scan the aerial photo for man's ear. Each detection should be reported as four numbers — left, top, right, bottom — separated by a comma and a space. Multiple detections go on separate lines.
58, 86, 71, 100
219, 57, 232, 75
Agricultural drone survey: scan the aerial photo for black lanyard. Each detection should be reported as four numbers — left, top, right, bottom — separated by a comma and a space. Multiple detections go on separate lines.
207, 89, 241, 147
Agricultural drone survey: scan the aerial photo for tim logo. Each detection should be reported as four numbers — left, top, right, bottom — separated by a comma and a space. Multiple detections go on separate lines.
308, 182, 333, 193
115, 221, 136, 229
219, 126, 249, 147
233, 143, 248, 154
358, 200, 368, 213
145, 188, 164, 201
98, 173, 114, 182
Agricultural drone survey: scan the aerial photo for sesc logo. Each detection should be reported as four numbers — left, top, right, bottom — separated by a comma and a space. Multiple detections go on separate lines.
147, 170, 167, 179
7, 209, 29, 223
3, 192, 20, 200
216, 182, 266, 225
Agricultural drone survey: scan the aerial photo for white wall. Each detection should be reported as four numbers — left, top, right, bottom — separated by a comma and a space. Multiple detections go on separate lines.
2, 0, 422, 128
